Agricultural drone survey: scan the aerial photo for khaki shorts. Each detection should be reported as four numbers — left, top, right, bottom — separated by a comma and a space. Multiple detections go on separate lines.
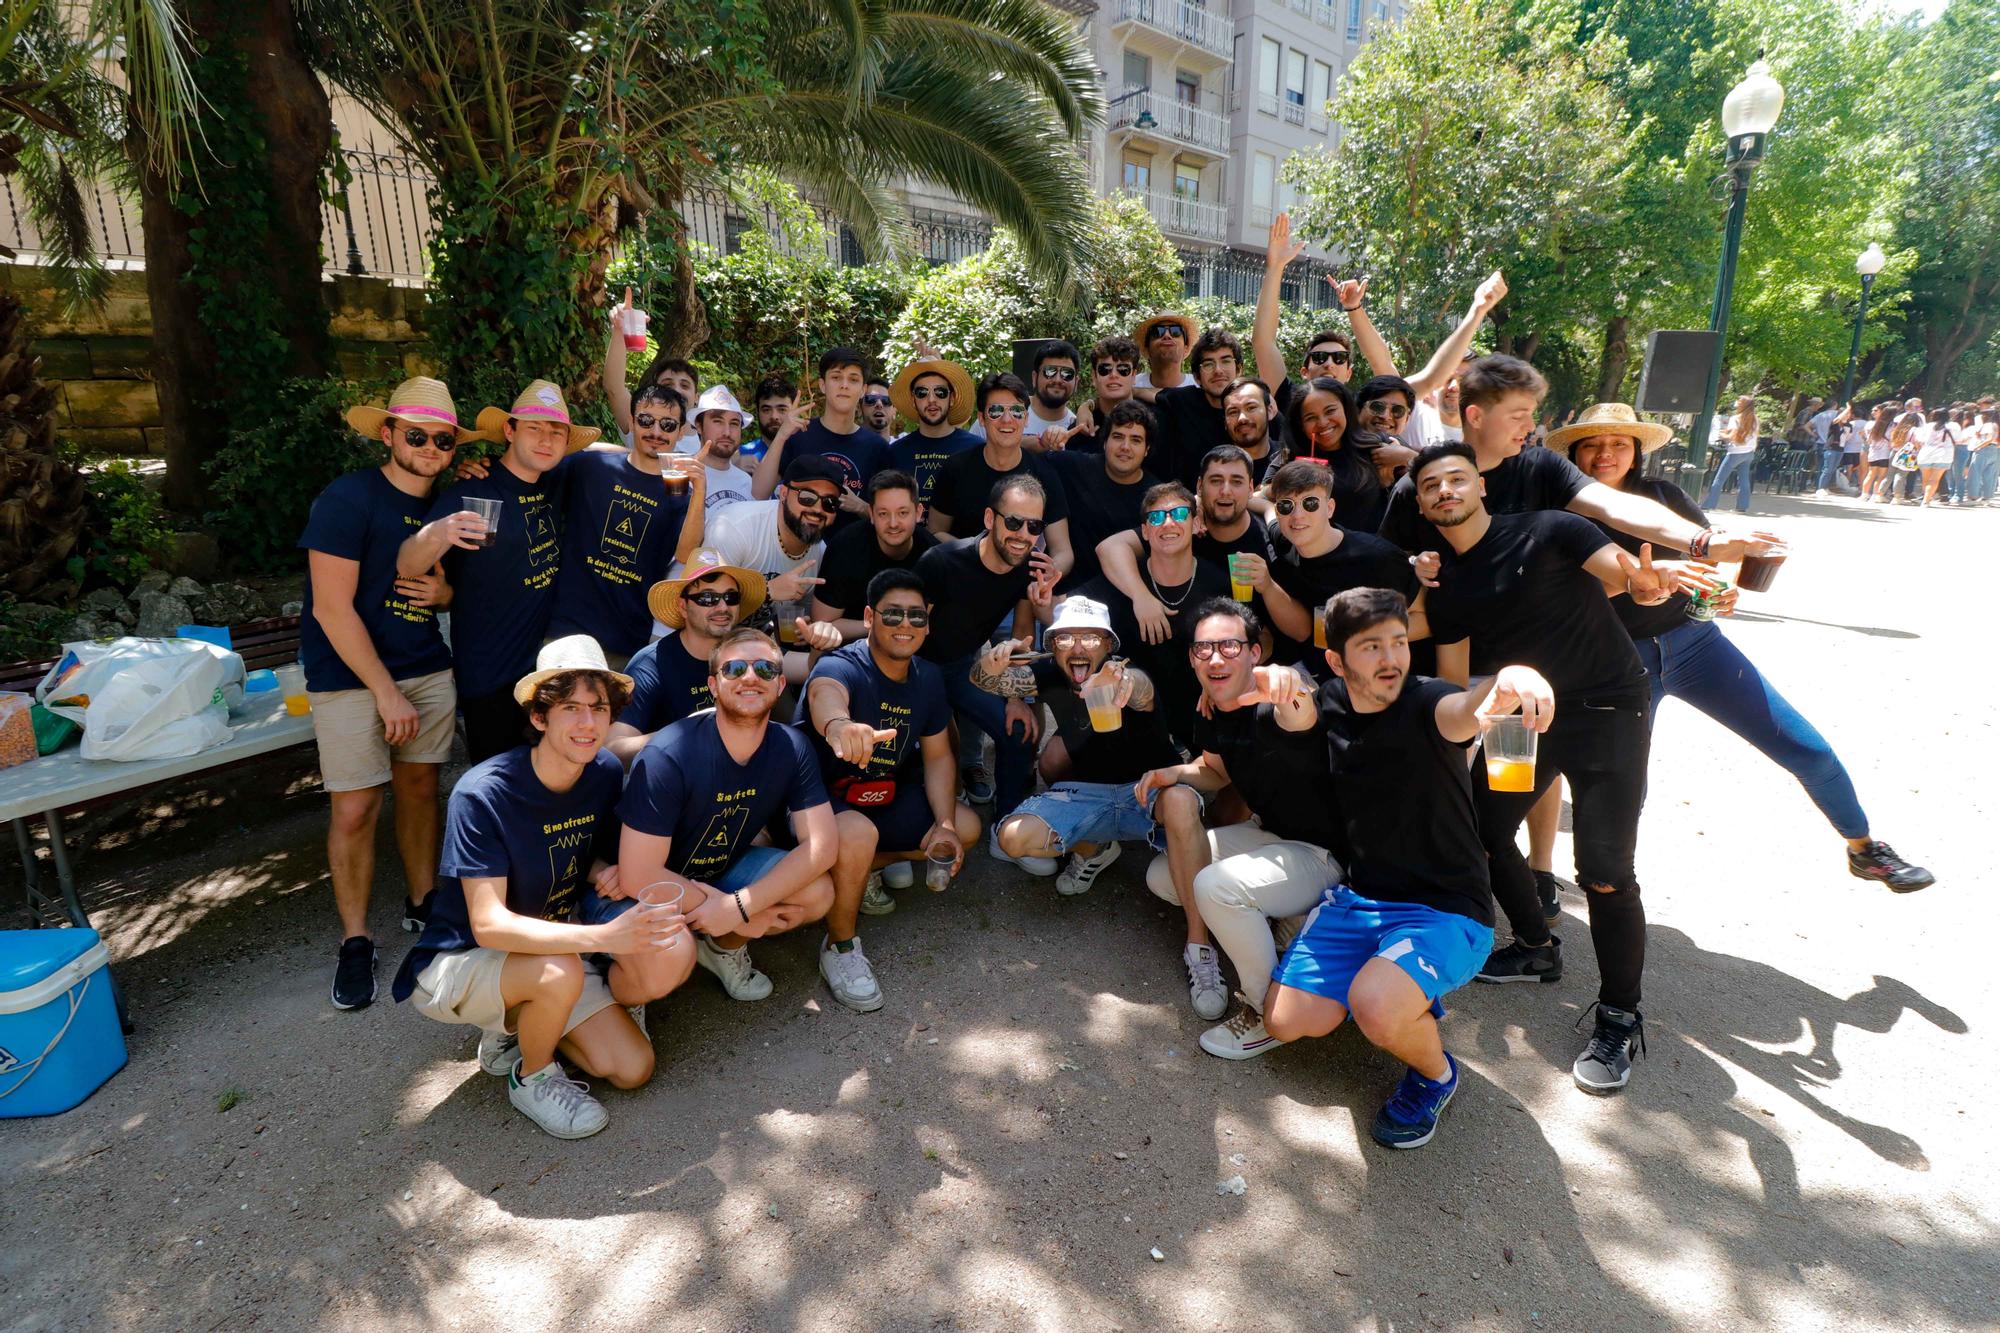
309, 669, 457, 792
411, 946, 617, 1037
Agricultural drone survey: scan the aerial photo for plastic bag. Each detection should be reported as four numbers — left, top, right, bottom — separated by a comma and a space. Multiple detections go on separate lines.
34, 637, 245, 763
35, 637, 245, 725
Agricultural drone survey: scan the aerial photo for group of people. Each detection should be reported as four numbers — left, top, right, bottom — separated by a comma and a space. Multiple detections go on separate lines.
1784, 393, 1999, 508
296, 215, 1934, 1146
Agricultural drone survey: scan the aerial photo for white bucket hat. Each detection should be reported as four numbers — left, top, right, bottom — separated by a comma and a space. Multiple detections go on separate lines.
1048, 596, 1119, 652
693, 384, 753, 427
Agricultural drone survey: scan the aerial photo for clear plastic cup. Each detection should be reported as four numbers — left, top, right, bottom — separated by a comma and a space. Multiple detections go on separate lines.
770, 598, 805, 645
1736, 543, 1788, 592
621, 305, 650, 351
1482, 714, 1537, 793
461, 495, 502, 548
1312, 606, 1328, 650
1083, 681, 1122, 732
637, 880, 687, 949
926, 843, 955, 891
276, 663, 310, 717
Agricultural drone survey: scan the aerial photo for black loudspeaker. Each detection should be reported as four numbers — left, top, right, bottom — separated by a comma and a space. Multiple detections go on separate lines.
1011, 337, 1057, 385
1636, 330, 1721, 414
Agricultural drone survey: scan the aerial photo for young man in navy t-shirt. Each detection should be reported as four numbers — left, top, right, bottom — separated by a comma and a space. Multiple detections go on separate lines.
803, 570, 982, 1012
303, 376, 464, 1011
610, 629, 838, 1004
604, 549, 762, 765
752, 346, 892, 534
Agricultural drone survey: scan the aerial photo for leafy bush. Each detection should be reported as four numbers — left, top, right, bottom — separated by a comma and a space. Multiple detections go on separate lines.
66, 454, 171, 587
1182, 296, 1382, 384
204, 376, 387, 573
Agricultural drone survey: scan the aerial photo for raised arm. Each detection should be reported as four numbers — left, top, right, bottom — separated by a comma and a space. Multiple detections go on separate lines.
603, 288, 637, 436
1253, 214, 1308, 392
1431, 664, 1555, 746
1400, 272, 1506, 398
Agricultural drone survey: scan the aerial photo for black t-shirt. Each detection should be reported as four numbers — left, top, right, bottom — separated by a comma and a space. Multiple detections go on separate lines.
1192, 520, 1274, 573
1422, 510, 1648, 704
1377, 447, 1591, 553
620, 633, 717, 734
889, 427, 980, 507
928, 445, 1070, 536
1152, 385, 1227, 488
814, 521, 939, 620
619, 713, 829, 882
1046, 452, 1157, 586
1595, 475, 1704, 640
1030, 656, 1181, 782
800, 640, 951, 787
1192, 701, 1334, 846
913, 535, 1031, 663
1267, 527, 1419, 667
1320, 675, 1491, 924
1074, 563, 1229, 746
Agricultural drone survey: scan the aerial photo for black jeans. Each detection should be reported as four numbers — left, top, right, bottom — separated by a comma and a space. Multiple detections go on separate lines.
460, 682, 527, 765
1474, 695, 1650, 1010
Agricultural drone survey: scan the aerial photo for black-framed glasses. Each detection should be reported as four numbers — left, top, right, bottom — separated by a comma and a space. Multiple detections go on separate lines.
984, 404, 1028, 420
1274, 496, 1325, 515
1049, 630, 1108, 650
1144, 505, 1192, 526
912, 385, 952, 400
1146, 324, 1184, 343
716, 658, 784, 682
1306, 348, 1352, 367
633, 412, 682, 432
861, 394, 892, 407
995, 513, 1046, 536
400, 426, 457, 451
1038, 366, 1077, 382
1191, 638, 1249, 661
875, 606, 930, 627
684, 588, 742, 608
790, 490, 841, 510
1095, 361, 1135, 377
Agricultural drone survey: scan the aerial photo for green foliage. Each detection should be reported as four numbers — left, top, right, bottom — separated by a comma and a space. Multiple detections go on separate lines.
203, 378, 386, 573
65, 457, 171, 587
1183, 296, 1375, 384
885, 243, 1041, 381
0, 599, 71, 661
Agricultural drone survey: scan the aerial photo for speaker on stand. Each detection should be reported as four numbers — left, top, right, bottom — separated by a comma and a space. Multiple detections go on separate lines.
1636, 330, 1722, 481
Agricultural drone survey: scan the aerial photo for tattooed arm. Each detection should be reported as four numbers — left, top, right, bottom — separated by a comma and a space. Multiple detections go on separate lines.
972, 637, 1040, 698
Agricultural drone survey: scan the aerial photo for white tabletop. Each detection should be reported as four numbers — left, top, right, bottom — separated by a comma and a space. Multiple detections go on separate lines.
0, 691, 315, 823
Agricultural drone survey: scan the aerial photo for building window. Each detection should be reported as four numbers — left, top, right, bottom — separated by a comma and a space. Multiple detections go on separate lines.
1123, 149, 1153, 192
1252, 152, 1276, 212
1123, 50, 1150, 94
1311, 59, 1333, 118
1347, 0, 1361, 40
838, 226, 865, 268
1372, 0, 1388, 20
1176, 72, 1199, 105
1285, 49, 1307, 106
1174, 162, 1201, 200
1259, 37, 1281, 114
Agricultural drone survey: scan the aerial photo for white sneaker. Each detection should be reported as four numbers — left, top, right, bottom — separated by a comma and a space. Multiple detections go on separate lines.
626, 1003, 648, 1037
1815, 488, 1829, 497
819, 936, 885, 1012
880, 860, 915, 889
508, 1060, 608, 1139
1200, 1004, 1287, 1061
990, 826, 1058, 877
1056, 840, 1122, 895
1184, 943, 1229, 1019
477, 1028, 518, 1076
696, 935, 774, 1001
859, 871, 898, 916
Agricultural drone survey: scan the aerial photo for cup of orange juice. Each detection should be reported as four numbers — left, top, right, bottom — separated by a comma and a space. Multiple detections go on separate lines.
1482, 714, 1536, 792
276, 663, 311, 717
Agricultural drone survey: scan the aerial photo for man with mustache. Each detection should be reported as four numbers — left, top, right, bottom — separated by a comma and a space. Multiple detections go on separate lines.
695, 454, 844, 677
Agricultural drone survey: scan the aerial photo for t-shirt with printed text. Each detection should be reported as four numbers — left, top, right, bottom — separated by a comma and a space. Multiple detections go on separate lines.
298, 467, 452, 693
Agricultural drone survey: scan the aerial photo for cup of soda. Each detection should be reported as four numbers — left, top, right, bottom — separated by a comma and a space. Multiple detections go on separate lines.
926, 843, 956, 892
1736, 542, 1788, 592
1482, 714, 1536, 793
461, 495, 502, 548
1083, 680, 1122, 732
621, 305, 649, 351
1227, 554, 1253, 603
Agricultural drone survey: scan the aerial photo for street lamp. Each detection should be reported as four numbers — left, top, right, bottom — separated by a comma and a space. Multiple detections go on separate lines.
1686, 59, 1785, 477
1839, 242, 1887, 406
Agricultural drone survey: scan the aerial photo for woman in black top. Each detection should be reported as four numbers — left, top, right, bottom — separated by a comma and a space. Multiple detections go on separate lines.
1553, 406, 1931, 891
1279, 376, 1386, 533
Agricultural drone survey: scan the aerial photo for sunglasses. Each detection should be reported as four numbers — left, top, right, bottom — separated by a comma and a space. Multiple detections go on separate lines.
1191, 638, 1249, 661
716, 658, 784, 682
1146, 325, 1184, 343
912, 385, 952, 400
1049, 631, 1108, 650
1095, 361, 1135, 377
684, 588, 742, 607
1039, 366, 1077, 382
984, 404, 1028, 420
790, 490, 841, 510
400, 426, 457, 451
861, 394, 892, 407
1306, 348, 1352, 367
995, 512, 1046, 536
1274, 496, 1326, 515
875, 606, 930, 627
1144, 505, 1192, 526
1364, 400, 1409, 419
633, 412, 682, 432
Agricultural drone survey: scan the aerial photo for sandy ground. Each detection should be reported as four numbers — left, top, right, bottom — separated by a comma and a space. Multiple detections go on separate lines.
2, 488, 1995, 1333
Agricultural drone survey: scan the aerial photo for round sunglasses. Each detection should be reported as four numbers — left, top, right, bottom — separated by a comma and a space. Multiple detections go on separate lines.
1274, 496, 1327, 515
399, 426, 457, 452
1191, 638, 1249, 661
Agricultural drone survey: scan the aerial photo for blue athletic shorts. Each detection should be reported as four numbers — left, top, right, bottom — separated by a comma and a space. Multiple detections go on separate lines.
1009, 781, 1169, 855
834, 784, 936, 855
578, 844, 790, 923
1271, 885, 1494, 1018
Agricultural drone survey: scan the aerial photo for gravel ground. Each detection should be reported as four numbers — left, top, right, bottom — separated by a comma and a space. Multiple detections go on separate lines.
3, 490, 1995, 1333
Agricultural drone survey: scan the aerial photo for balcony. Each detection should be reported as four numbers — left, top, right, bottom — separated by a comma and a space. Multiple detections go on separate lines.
1137, 189, 1228, 243
1110, 87, 1230, 156
1281, 97, 1306, 127
1110, 0, 1232, 61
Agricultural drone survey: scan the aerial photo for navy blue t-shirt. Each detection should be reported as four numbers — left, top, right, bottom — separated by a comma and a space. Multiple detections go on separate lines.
790, 420, 891, 531
800, 640, 950, 787
391, 746, 622, 1001
620, 634, 715, 734
619, 713, 830, 883
889, 428, 980, 507
298, 468, 452, 693
547, 450, 690, 655
429, 460, 568, 698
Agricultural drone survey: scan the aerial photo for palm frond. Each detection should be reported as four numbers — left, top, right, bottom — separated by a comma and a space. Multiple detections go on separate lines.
16, 141, 108, 316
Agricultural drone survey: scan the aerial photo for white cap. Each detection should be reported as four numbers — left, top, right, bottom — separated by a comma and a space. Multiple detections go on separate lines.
693, 384, 752, 426
1048, 596, 1118, 651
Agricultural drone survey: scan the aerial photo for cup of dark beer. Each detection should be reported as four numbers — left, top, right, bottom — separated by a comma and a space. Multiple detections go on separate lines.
1737, 543, 1788, 592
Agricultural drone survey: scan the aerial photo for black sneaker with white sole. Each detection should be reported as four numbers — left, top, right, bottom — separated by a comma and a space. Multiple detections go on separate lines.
1475, 936, 1563, 985
331, 936, 377, 1010
1847, 840, 1935, 893
402, 897, 431, 933
1572, 1002, 1645, 1095
1534, 870, 1562, 923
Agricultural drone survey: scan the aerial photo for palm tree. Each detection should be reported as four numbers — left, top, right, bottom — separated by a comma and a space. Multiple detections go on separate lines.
299, 0, 1103, 406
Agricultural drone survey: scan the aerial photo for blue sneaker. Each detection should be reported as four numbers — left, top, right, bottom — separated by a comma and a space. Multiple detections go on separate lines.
1370, 1053, 1459, 1149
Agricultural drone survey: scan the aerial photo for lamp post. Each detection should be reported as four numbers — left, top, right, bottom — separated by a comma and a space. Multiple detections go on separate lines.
1686, 59, 1786, 478
1839, 242, 1887, 406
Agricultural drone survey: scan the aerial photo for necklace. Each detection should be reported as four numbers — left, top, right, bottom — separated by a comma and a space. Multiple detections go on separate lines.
1145, 562, 1196, 611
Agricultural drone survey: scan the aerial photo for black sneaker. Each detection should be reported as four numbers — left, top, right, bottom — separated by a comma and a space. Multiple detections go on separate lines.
331, 936, 377, 1010
1847, 840, 1935, 893
1572, 1002, 1645, 1095
1534, 870, 1563, 923
1475, 936, 1563, 985
402, 897, 431, 933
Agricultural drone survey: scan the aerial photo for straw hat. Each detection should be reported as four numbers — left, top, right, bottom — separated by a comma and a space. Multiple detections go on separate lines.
345, 376, 487, 444
1132, 313, 1196, 348
692, 384, 752, 427
646, 547, 768, 629
475, 380, 602, 452
891, 357, 976, 427
1545, 402, 1676, 455
512, 634, 635, 706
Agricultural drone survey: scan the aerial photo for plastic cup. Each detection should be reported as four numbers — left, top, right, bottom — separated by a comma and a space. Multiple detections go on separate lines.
461, 495, 502, 548
637, 880, 687, 949
771, 599, 804, 645
1312, 606, 1328, 650
621, 305, 649, 351
925, 844, 955, 892
1083, 681, 1122, 732
1736, 544, 1788, 593
1482, 714, 1537, 793
1227, 554, 1253, 603
276, 663, 310, 717
662, 459, 691, 499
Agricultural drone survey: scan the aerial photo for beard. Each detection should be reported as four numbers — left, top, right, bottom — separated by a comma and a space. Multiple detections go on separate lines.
783, 503, 828, 542
1427, 504, 1476, 528
713, 686, 774, 723
392, 444, 452, 478
1036, 385, 1069, 411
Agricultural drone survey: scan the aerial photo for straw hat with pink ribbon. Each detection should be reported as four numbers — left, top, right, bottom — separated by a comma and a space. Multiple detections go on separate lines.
344, 376, 488, 444
475, 379, 602, 452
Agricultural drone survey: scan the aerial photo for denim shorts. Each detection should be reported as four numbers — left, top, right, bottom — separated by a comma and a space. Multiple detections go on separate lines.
578, 844, 790, 923
1010, 781, 1173, 855
1272, 885, 1495, 1018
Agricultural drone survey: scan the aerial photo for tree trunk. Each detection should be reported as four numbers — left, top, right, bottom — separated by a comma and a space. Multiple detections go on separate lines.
0, 291, 86, 595
134, 0, 331, 514
1595, 315, 1630, 401
654, 219, 712, 365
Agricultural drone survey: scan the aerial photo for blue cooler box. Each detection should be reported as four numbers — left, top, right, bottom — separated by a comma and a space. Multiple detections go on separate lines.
0, 929, 127, 1117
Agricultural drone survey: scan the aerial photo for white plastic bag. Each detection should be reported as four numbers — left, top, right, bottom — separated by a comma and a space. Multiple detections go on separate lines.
35, 637, 244, 762
36, 637, 245, 725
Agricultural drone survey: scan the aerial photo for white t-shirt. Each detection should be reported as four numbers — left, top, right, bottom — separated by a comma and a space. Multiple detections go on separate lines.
685, 499, 825, 587
1134, 370, 1189, 391
1717, 414, 1759, 456
1408, 400, 1462, 448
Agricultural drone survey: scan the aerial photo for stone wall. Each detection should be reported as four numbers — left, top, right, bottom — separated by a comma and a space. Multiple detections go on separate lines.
0, 266, 434, 457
